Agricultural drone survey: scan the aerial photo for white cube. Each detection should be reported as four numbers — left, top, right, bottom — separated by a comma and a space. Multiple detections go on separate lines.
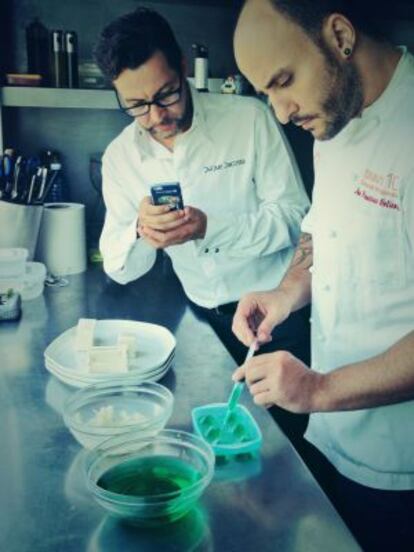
75, 318, 96, 352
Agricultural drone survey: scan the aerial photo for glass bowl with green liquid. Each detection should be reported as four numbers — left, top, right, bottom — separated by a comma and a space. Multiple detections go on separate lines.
84, 429, 215, 526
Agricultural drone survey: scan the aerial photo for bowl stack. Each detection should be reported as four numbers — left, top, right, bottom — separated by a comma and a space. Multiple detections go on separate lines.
44, 319, 176, 387
46, 318, 216, 526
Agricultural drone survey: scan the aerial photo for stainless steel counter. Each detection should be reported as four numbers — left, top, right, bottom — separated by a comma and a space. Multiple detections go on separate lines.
0, 260, 360, 552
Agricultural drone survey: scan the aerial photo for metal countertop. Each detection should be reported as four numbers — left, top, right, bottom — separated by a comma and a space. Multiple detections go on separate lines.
0, 260, 359, 552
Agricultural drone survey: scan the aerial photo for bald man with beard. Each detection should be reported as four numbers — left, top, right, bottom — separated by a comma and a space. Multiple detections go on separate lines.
232, 1, 414, 550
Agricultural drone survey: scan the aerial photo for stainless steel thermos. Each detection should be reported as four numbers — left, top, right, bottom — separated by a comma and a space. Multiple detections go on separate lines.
51, 30, 67, 88
26, 21, 79, 88
50, 29, 79, 88
65, 31, 79, 88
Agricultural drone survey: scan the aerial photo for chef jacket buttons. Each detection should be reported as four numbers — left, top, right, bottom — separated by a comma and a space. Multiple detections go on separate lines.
324, 284, 331, 291
329, 230, 337, 238
204, 248, 209, 254
214, 248, 220, 253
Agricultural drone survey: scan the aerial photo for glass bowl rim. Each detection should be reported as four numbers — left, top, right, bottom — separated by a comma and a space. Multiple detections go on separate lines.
63, 380, 174, 431
85, 428, 215, 503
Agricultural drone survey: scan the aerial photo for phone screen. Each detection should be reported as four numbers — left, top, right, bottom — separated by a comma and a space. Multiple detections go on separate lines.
151, 183, 184, 210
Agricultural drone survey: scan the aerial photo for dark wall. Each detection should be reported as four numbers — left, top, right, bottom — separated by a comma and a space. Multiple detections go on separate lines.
3, 1, 414, 249
9, 0, 240, 80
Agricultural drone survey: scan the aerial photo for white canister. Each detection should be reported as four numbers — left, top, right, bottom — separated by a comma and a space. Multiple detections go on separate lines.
193, 44, 209, 91
36, 203, 87, 276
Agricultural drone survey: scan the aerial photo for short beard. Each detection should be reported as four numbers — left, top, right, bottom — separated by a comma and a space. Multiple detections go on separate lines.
149, 83, 193, 140
149, 123, 180, 140
317, 40, 364, 140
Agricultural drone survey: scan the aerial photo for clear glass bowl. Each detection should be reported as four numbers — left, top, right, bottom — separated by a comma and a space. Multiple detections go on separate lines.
84, 429, 215, 526
63, 381, 174, 449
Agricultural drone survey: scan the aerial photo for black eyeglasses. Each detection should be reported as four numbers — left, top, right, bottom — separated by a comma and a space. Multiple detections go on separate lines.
116, 78, 183, 118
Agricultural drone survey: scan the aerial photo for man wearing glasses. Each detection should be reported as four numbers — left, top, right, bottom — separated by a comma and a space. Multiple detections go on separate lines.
95, 7, 310, 444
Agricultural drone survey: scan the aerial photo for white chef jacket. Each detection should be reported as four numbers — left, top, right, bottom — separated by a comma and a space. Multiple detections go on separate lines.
100, 84, 309, 308
303, 48, 414, 490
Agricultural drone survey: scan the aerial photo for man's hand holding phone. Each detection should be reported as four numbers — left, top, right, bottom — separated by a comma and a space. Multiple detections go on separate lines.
137, 183, 207, 248
138, 196, 186, 232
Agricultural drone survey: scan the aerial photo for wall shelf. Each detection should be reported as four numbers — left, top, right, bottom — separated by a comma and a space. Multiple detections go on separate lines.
1, 86, 118, 110
0, 78, 224, 111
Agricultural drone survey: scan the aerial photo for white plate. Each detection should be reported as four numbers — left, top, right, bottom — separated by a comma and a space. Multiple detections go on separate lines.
45, 347, 175, 378
44, 350, 175, 387
45, 320, 176, 375
45, 355, 174, 387
45, 352, 174, 383
45, 357, 173, 388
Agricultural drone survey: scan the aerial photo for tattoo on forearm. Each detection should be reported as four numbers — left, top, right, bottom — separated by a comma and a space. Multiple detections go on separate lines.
291, 233, 313, 268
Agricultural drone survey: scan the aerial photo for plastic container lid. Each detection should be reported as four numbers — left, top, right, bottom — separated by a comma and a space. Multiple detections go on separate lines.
0, 248, 28, 278
192, 403, 262, 457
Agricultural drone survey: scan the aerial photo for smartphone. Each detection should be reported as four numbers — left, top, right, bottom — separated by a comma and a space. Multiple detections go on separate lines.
150, 182, 184, 211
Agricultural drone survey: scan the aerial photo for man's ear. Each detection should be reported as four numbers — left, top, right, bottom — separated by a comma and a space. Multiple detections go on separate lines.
322, 13, 356, 60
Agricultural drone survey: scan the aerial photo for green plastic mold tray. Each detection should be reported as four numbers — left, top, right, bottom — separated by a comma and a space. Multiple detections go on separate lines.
192, 402, 262, 457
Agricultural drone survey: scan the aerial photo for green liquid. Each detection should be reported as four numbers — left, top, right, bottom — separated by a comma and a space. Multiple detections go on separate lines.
97, 455, 202, 497
199, 411, 251, 446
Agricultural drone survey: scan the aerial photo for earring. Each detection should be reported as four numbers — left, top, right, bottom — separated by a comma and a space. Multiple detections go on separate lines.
344, 47, 352, 57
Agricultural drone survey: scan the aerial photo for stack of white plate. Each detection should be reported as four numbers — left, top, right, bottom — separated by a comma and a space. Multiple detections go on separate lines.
44, 320, 176, 388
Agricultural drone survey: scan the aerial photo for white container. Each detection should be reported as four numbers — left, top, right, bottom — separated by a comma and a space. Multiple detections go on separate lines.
0, 260, 46, 301
195, 56, 208, 90
0, 248, 28, 278
22, 262, 47, 301
36, 203, 87, 276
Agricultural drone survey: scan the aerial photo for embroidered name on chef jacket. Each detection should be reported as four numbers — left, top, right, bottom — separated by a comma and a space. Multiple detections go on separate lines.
353, 168, 401, 211
203, 158, 246, 174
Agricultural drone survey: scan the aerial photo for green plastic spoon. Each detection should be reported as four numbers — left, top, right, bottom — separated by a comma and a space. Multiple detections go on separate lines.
217, 340, 258, 441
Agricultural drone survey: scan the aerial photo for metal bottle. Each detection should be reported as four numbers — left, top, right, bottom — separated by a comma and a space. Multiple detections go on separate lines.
65, 31, 79, 88
50, 30, 67, 88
